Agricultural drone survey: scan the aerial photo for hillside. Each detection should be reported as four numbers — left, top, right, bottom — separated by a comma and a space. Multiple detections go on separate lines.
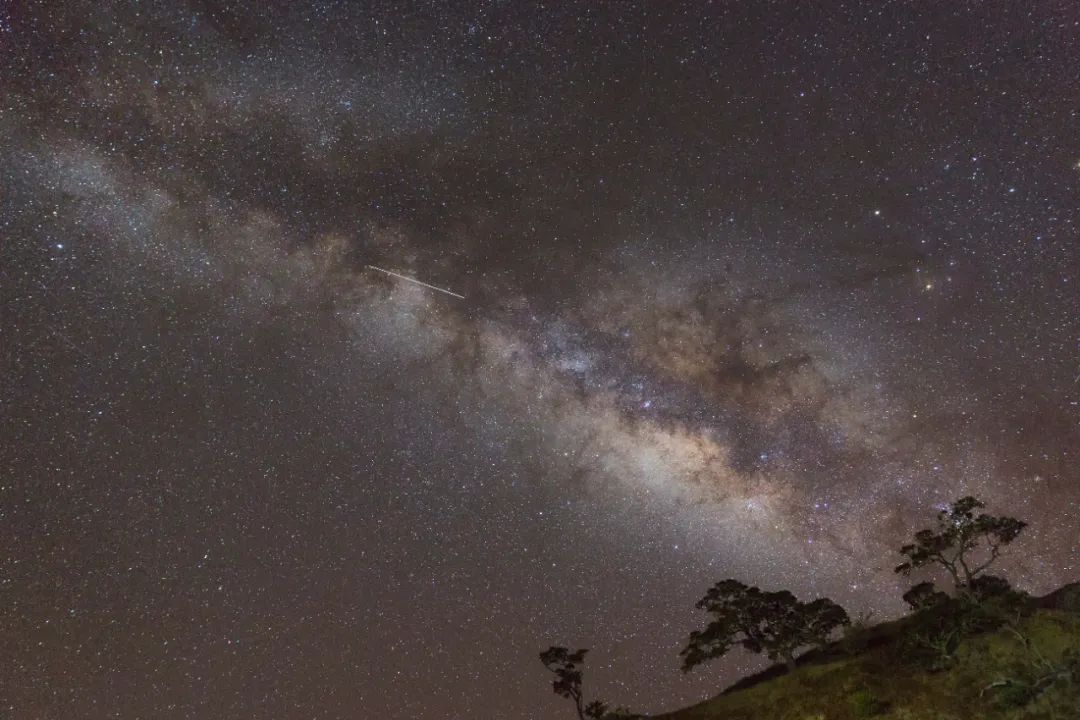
649, 585, 1080, 720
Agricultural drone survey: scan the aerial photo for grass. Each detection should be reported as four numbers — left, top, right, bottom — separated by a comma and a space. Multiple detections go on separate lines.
649, 606, 1080, 720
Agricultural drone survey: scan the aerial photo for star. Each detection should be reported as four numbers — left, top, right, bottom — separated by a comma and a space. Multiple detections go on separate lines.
2, 4, 1075, 719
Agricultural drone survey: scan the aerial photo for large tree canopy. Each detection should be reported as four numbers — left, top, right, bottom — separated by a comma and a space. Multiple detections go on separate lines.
680, 579, 850, 672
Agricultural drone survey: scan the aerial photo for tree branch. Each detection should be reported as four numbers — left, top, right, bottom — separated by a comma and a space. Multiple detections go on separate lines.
969, 541, 1002, 578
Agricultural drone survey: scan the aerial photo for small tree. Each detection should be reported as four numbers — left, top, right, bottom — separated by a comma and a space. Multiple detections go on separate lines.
895, 496, 1026, 594
539, 646, 609, 720
680, 579, 850, 673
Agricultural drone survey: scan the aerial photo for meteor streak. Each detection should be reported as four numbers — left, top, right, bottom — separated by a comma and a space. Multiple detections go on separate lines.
365, 265, 465, 300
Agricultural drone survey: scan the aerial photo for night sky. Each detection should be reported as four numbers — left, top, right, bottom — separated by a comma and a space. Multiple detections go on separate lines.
2, 2, 1079, 718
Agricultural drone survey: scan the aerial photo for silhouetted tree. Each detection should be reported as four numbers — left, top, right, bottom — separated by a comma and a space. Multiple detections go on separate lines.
903, 581, 949, 611
680, 579, 850, 673
895, 496, 1026, 594
539, 646, 609, 719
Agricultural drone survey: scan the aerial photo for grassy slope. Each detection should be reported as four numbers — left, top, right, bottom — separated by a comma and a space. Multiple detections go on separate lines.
650, 594, 1080, 720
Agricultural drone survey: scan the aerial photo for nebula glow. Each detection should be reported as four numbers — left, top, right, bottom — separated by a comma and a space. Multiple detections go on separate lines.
2, 3, 1078, 719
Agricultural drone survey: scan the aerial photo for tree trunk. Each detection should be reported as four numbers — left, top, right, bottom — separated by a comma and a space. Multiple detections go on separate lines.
943, 562, 963, 591
784, 654, 797, 673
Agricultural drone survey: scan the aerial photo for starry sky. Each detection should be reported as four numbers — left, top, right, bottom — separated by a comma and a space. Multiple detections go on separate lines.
2, 2, 1079, 718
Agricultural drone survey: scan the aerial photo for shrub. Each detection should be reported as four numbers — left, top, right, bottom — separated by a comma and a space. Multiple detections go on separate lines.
902, 582, 948, 611
1055, 585, 1080, 614
992, 681, 1037, 709
840, 612, 876, 656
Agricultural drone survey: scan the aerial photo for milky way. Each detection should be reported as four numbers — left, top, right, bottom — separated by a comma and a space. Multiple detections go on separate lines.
2, 2, 1079, 718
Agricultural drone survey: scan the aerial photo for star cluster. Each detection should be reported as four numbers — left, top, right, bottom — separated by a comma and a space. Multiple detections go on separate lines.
2, 2, 1078, 718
